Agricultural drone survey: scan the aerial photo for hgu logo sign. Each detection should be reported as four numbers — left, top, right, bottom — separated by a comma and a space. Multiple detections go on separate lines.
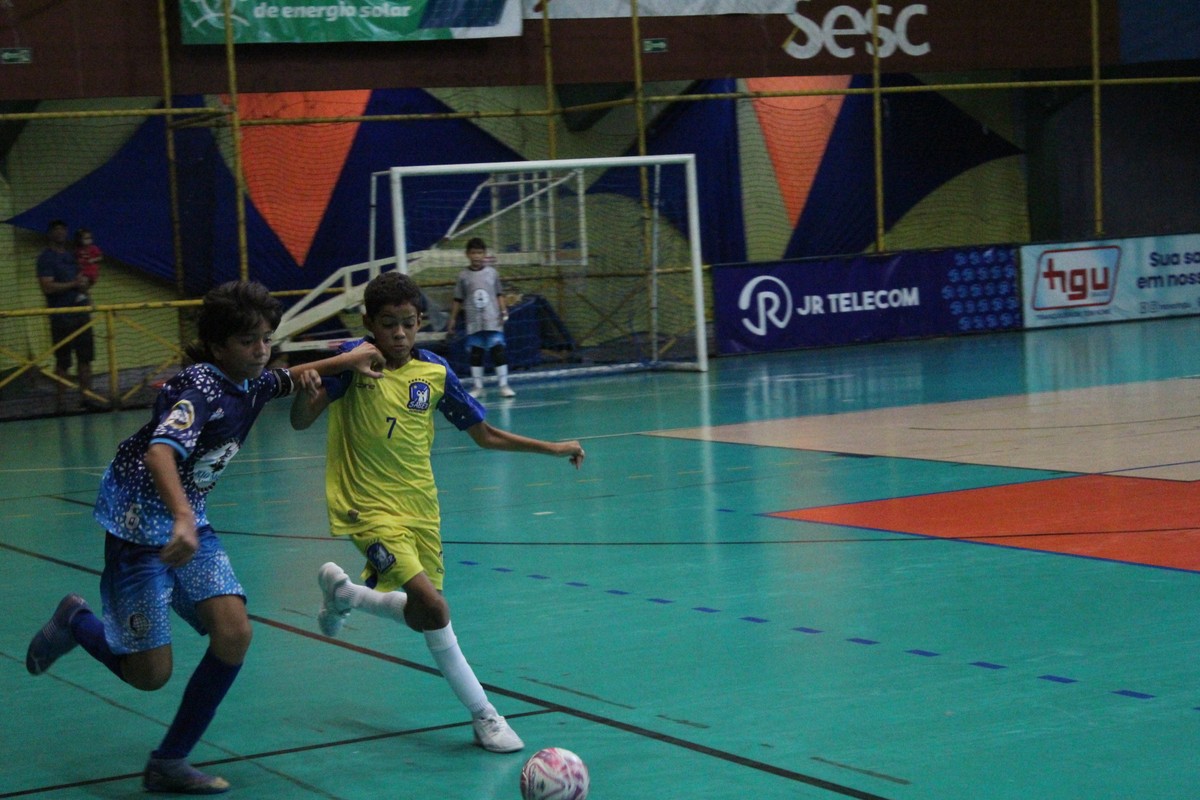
784, 1, 930, 60
1031, 246, 1121, 310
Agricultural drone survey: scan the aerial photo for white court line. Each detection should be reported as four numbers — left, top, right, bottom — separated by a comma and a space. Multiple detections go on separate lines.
648, 379, 1200, 481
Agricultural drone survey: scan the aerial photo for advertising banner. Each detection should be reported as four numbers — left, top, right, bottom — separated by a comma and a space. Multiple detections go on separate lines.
522, 0, 794, 17
175, 2, 1120, 79
714, 247, 1021, 354
1020, 234, 1200, 328
181, 0, 521, 45
528, 1, 1118, 86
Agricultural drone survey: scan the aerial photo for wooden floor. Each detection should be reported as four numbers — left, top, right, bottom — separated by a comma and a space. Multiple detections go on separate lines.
2, 316, 1198, 799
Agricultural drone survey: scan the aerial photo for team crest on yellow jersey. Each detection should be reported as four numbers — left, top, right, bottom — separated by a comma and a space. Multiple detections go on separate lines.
407, 380, 432, 411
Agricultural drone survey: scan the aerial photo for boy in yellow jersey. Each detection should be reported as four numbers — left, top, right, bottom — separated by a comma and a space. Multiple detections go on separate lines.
290, 271, 584, 753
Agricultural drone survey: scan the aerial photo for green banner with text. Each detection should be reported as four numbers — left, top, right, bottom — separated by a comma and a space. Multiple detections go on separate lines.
181, 0, 520, 44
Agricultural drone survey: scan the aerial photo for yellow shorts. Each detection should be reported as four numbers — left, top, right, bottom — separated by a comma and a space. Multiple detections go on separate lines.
347, 524, 444, 592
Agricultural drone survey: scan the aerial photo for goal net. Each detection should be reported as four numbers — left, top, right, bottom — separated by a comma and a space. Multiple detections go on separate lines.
373, 154, 707, 377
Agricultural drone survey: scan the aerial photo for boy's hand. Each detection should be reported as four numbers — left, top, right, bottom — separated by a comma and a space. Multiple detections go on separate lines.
295, 368, 324, 398
561, 441, 585, 469
160, 520, 199, 567
347, 342, 384, 378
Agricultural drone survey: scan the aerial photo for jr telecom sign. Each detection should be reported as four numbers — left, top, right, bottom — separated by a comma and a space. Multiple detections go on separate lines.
714, 247, 1021, 353
181, 0, 521, 44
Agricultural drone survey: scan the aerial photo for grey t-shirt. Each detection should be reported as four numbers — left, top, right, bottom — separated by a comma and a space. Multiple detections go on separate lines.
454, 266, 503, 334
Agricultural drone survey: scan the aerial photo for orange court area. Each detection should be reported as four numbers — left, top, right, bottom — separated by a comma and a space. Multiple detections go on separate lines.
773, 474, 1200, 573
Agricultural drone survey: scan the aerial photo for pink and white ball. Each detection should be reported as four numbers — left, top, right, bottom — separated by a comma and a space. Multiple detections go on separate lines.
519, 747, 590, 800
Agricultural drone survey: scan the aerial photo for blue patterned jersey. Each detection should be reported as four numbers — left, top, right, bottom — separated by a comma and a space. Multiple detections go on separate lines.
93, 363, 295, 545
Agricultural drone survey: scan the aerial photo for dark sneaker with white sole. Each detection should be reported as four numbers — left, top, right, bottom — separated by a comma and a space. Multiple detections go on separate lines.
26, 593, 88, 675
143, 757, 230, 795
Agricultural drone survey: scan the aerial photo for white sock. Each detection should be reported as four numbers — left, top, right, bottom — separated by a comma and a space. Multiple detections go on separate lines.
424, 622, 494, 718
496, 364, 509, 386
337, 582, 407, 622
470, 366, 484, 388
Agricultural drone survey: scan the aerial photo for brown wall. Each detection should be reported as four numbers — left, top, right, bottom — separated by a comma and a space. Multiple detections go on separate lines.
0, 1, 1119, 102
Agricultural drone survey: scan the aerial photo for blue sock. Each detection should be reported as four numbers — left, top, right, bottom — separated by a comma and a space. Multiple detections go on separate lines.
70, 608, 124, 679
152, 649, 242, 760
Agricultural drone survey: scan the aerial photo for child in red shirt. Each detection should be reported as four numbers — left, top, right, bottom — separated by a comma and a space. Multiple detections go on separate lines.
75, 229, 102, 284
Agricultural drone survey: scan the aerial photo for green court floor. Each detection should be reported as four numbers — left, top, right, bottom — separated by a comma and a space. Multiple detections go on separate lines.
3, 317, 1198, 799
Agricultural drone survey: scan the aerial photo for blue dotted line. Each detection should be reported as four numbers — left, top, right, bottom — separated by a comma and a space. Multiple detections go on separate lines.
462, 559, 1173, 707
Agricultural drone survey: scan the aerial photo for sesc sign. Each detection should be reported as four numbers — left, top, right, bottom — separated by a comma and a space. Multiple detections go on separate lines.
785, 3, 930, 60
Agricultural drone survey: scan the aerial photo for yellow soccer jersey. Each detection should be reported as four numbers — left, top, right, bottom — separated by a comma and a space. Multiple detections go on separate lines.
322, 343, 485, 536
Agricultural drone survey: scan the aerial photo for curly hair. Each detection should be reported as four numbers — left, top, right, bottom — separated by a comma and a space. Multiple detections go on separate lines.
363, 271, 424, 318
184, 281, 282, 363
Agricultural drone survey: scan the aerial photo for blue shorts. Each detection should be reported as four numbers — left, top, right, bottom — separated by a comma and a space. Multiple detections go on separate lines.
99, 528, 245, 655
465, 330, 506, 352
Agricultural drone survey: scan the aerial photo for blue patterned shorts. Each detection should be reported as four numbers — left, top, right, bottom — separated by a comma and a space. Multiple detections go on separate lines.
99, 528, 245, 654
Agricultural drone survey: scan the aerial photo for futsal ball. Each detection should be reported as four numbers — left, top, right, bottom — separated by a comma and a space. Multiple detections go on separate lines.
519, 747, 590, 800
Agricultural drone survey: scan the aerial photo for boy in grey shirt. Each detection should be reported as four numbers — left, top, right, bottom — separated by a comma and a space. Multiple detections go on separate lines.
446, 237, 515, 398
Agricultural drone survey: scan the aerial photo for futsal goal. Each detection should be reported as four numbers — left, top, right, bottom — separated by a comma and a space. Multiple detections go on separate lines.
275, 154, 707, 376
388, 153, 709, 374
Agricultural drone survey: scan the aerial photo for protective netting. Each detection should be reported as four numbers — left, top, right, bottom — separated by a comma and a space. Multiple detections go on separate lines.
0, 107, 193, 419
2, 72, 1192, 418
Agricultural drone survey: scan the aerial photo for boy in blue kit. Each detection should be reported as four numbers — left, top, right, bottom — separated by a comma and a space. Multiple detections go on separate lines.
25, 280, 382, 795
290, 271, 584, 754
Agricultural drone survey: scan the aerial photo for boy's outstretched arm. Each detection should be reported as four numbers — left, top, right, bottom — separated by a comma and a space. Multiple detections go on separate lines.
466, 421, 585, 469
290, 375, 332, 431
294, 342, 383, 380
289, 342, 378, 430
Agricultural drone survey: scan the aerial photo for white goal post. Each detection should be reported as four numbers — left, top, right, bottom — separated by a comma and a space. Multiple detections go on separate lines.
376, 154, 708, 375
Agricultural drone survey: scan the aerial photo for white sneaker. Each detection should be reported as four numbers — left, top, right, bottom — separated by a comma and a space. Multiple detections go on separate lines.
317, 562, 352, 637
498, 384, 516, 398
468, 385, 484, 399
472, 713, 524, 753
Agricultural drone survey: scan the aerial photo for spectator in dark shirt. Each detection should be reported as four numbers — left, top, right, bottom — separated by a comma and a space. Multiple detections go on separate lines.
36, 219, 95, 413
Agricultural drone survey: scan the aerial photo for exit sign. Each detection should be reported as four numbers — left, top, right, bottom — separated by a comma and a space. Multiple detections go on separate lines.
1, 47, 32, 65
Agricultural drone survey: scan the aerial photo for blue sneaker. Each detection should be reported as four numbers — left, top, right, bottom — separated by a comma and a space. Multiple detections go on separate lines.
143, 757, 230, 794
26, 594, 88, 675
